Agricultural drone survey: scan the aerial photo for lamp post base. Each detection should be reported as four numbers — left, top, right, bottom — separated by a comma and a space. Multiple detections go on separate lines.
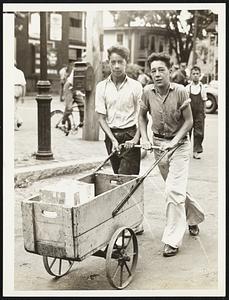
35, 151, 54, 160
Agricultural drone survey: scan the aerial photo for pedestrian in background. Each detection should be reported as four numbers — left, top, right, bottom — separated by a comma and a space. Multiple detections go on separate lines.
137, 68, 151, 87
59, 64, 70, 102
95, 45, 144, 234
14, 61, 26, 130
171, 64, 186, 86
186, 65, 207, 159
60, 59, 85, 130
138, 52, 205, 257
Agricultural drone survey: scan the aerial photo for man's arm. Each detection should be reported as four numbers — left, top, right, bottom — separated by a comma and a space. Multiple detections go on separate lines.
138, 108, 151, 149
97, 113, 120, 153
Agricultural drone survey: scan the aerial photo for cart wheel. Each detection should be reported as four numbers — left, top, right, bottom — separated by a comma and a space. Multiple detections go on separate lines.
106, 227, 138, 289
43, 256, 74, 278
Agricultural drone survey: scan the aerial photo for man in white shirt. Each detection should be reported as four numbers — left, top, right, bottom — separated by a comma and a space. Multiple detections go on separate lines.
186, 66, 207, 159
14, 62, 26, 130
95, 45, 143, 175
59, 64, 70, 102
61, 61, 85, 131
95, 45, 144, 235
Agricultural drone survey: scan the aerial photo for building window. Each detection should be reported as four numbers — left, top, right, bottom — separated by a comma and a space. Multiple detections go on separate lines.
70, 18, 82, 28
140, 35, 147, 50
159, 41, 164, 52
116, 33, 123, 45
150, 36, 155, 51
28, 13, 40, 39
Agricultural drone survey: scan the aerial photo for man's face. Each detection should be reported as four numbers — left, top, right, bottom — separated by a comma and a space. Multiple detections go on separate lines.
109, 53, 127, 78
150, 60, 170, 88
191, 70, 201, 83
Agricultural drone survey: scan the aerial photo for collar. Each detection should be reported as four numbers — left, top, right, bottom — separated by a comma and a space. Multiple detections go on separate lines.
151, 82, 175, 91
190, 81, 202, 86
107, 74, 128, 84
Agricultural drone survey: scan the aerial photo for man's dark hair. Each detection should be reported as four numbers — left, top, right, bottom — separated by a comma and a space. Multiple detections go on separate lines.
107, 45, 130, 62
191, 65, 201, 73
147, 52, 171, 69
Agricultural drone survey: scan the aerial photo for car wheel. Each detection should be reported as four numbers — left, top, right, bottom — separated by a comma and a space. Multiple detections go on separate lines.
206, 93, 217, 114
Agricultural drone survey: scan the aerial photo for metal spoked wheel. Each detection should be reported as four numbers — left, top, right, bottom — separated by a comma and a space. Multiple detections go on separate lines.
106, 227, 138, 289
43, 256, 75, 278
50, 110, 71, 136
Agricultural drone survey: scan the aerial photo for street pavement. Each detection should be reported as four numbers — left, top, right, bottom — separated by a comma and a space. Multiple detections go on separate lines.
14, 95, 108, 187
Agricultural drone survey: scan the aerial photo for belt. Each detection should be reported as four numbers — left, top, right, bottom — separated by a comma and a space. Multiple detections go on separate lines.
15, 84, 22, 86
153, 133, 175, 140
110, 125, 136, 132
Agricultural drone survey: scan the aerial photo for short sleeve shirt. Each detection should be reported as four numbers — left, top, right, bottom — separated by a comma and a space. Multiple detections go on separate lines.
95, 75, 142, 129
66, 70, 74, 85
140, 82, 190, 137
14, 66, 26, 86
185, 82, 208, 101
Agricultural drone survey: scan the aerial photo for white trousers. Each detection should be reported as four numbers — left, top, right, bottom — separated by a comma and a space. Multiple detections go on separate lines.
153, 137, 205, 248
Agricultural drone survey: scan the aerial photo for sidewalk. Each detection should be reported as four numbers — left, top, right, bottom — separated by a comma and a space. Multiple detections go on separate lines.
14, 95, 108, 187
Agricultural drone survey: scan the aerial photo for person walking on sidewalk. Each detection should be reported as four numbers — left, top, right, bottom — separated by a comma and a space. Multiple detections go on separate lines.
59, 64, 71, 102
60, 60, 85, 130
138, 52, 205, 257
95, 45, 144, 234
14, 61, 26, 130
186, 65, 207, 159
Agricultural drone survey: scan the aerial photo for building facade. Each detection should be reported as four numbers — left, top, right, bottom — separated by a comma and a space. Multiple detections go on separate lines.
103, 26, 176, 71
15, 12, 86, 93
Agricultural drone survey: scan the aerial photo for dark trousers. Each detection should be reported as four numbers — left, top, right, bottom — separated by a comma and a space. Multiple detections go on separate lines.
105, 126, 141, 175
189, 93, 205, 153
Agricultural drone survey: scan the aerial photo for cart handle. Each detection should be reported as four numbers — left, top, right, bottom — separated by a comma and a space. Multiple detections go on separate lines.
92, 149, 117, 174
112, 142, 183, 217
119, 143, 160, 150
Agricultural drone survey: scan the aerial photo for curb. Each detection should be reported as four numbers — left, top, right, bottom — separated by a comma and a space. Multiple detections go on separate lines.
14, 157, 107, 188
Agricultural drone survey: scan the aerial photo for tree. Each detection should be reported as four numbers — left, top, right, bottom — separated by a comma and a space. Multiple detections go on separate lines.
110, 10, 217, 64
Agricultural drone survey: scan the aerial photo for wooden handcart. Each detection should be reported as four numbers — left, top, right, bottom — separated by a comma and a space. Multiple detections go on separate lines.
21, 145, 170, 289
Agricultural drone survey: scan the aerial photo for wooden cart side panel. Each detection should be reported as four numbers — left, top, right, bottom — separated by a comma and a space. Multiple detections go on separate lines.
73, 179, 144, 236
76, 201, 144, 260
21, 201, 35, 252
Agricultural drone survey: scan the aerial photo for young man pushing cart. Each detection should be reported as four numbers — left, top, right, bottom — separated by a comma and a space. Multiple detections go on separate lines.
95, 45, 144, 234
138, 52, 205, 257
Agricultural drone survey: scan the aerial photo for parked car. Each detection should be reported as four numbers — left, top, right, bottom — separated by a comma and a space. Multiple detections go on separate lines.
205, 80, 218, 114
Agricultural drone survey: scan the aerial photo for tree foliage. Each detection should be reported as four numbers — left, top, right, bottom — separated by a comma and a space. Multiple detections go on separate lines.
110, 10, 217, 64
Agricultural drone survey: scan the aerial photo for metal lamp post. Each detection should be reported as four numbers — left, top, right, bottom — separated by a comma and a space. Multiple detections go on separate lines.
35, 12, 53, 160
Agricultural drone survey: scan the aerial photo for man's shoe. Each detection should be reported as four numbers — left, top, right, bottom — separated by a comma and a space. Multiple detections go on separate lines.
78, 122, 84, 128
189, 225, 200, 236
163, 244, 179, 257
193, 152, 201, 159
